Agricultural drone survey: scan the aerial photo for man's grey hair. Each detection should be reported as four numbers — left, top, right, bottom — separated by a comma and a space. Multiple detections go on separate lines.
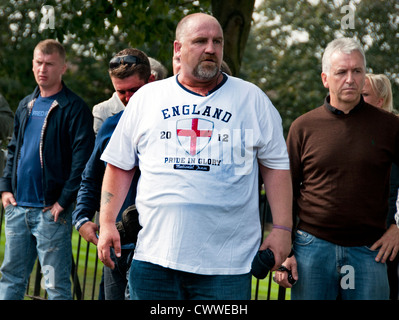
322, 37, 366, 74
149, 57, 168, 80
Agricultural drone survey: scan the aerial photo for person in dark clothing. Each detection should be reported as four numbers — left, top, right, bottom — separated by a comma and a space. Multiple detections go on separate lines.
72, 48, 153, 299
0, 94, 14, 176
275, 38, 399, 300
0, 39, 95, 300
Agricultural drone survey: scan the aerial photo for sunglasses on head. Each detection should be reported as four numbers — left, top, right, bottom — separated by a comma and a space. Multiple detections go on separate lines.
109, 55, 144, 69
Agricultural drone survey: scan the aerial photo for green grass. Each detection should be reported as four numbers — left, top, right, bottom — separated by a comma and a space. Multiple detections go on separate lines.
251, 273, 291, 300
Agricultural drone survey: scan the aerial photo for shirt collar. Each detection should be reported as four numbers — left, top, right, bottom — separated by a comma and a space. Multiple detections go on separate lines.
176, 73, 228, 97
324, 95, 365, 115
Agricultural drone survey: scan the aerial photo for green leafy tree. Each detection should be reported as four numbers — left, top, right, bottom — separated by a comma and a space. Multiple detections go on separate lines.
241, 0, 399, 134
0, 0, 212, 110
212, 0, 255, 75
0, 0, 256, 112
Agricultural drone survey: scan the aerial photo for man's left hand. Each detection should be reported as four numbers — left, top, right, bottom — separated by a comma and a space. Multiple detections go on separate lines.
370, 224, 399, 263
43, 202, 64, 222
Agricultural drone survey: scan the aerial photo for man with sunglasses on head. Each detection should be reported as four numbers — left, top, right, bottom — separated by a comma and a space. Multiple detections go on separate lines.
72, 48, 154, 299
92, 49, 161, 134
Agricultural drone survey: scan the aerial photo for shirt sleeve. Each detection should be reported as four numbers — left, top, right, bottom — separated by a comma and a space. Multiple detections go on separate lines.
100, 99, 139, 170
256, 92, 290, 170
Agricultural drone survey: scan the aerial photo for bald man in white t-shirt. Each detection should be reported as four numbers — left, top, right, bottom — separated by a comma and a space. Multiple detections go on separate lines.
98, 13, 292, 300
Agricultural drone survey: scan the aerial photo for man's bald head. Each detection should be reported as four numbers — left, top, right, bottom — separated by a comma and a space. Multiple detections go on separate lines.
175, 13, 223, 44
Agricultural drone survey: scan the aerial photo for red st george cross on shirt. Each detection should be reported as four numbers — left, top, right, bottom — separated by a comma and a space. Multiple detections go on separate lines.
177, 118, 213, 156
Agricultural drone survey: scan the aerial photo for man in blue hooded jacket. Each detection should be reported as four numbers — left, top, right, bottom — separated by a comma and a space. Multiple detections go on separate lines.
72, 48, 155, 299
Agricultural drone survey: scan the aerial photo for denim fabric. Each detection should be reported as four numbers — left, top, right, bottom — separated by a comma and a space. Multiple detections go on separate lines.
103, 248, 134, 300
291, 229, 389, 300
129, 260, 252, 300
0, 205, 73, 300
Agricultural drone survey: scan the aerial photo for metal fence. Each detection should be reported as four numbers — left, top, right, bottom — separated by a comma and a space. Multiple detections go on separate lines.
0, 191, 288, 300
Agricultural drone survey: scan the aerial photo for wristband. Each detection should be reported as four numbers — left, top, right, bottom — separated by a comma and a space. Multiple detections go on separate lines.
272, 224, 292, 233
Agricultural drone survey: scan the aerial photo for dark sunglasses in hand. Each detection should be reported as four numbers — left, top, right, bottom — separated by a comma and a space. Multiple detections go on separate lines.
109, 55, 147, 69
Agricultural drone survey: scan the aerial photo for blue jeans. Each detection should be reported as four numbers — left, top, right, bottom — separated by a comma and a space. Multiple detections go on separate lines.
103, 248, 134, 300
0, 205, 73, 300
291, 230, 389, 300
129, 260, 252, 300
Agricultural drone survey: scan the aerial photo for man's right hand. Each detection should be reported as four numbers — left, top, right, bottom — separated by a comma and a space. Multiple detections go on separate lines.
1, 191, 17, 208
78, 221, 99, 245
274, 255, 298, 288
97, 223, 121, 270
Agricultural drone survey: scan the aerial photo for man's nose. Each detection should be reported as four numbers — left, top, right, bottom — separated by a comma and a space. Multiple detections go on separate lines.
126, 91, 134, 100
205, 40, 216, 54
39, 63, 47, 73
346, 71, 355, 84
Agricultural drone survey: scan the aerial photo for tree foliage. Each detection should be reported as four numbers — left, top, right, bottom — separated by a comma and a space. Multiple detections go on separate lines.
212, 0, 255, 76
0, 0, 256, 112
0, 0, 212, 110
1, 0, 397, 137
241, 0, 399, 133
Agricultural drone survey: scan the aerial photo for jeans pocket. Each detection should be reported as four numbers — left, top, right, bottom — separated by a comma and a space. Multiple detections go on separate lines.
4, 204, 16, 223
39, 210, 63, 240
4, 204, 15, 214
363, 245, 378, 253
294, 229, 315, 246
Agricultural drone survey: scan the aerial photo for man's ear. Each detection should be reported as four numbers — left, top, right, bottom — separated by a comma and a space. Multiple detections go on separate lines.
61, 62, 67, 75
321, 72, 329, 89
148, 74, 156, 83
173, 40, 182, 57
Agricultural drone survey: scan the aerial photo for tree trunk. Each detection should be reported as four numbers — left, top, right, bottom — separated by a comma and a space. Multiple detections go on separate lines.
212, 0, 255, 76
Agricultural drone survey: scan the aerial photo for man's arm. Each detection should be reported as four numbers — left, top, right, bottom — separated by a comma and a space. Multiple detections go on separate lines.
72, 130, 110, 244
57, 100, 95, 209
97, 163, 136, 269
258, 164, 293, 270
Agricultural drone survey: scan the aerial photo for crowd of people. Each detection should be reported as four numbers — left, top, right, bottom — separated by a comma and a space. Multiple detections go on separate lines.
0, 12, 398, 300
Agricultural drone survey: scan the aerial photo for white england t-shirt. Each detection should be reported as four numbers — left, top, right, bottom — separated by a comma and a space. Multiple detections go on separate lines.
101, 74, 289, 275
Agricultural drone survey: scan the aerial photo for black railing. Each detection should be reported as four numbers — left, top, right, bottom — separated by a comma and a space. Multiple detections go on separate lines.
0, 193, 288, 300
0, 205, 103, 300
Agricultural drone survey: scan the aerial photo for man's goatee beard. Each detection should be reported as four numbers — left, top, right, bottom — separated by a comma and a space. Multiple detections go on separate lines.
193, 63, 219, 81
